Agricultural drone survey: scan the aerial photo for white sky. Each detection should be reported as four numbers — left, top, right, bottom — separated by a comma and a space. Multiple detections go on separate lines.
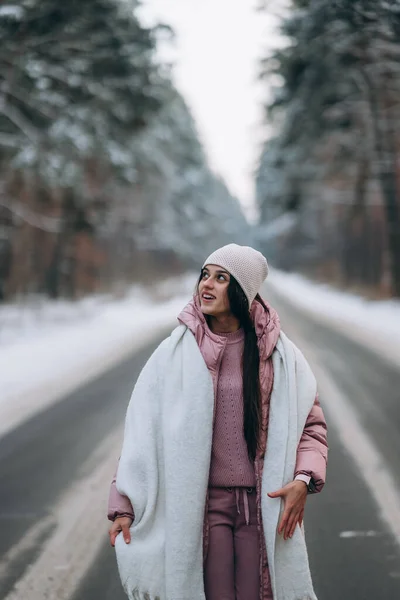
138, 0, 284, 221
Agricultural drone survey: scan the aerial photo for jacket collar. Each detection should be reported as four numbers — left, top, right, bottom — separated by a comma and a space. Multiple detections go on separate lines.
177, 294, 281, 360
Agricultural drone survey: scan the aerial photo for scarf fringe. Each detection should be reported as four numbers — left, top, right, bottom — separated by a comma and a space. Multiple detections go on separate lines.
129, 590, 161, 600
128, 590, 314, 600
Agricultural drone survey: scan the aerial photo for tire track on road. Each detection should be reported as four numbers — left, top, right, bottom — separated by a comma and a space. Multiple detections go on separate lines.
2, 429, 122, 600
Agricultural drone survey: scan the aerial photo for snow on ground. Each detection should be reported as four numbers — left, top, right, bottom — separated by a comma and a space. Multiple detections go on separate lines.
1, 268, 399, 440
266, 269, 400, 370
0, 274, 196, 438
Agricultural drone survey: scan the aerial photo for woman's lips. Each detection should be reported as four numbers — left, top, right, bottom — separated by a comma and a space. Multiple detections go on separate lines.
202, 293, 215, 302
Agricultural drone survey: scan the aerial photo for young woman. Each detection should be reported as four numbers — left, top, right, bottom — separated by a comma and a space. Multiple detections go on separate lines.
108, 243, 328, 600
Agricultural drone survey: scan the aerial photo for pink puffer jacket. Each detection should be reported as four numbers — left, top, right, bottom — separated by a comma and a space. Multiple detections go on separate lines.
108, 295, 328, 599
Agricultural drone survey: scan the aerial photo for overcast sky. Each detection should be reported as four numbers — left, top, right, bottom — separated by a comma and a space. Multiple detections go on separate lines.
139, 1, 284, 221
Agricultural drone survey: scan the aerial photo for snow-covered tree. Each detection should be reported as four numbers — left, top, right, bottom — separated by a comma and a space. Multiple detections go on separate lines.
257, 0, 400, 296
0, 1, 249, 300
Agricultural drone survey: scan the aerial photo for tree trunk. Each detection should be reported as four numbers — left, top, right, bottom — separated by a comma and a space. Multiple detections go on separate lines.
362, 70, 400, 296
378, 168, 400, 296
45, 191, 74, 299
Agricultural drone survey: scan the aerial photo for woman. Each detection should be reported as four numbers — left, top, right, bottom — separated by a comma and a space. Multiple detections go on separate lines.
108, 243, 328, 600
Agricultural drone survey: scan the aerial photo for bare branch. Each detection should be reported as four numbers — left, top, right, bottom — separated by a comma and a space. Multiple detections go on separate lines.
0, 83, 57, 120
0, 196, 61, 233
0, 97, 41, 143
0, 133, 22, 148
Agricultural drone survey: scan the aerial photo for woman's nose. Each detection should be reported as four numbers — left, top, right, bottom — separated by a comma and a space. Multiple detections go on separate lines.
203, 279, 214, 294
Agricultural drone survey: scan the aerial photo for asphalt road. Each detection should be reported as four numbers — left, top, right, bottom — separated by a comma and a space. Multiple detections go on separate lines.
0, 331, 171, 599
1, 296, 400, 600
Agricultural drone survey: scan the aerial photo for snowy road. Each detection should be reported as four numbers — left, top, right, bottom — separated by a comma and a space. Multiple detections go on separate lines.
1, 287, 400, 599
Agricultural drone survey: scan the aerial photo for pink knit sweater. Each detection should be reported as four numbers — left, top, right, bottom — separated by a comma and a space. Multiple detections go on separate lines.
208, 327, 257, 487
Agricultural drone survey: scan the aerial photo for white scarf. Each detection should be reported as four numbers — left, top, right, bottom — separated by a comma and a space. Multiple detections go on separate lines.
115, 325, 318, 600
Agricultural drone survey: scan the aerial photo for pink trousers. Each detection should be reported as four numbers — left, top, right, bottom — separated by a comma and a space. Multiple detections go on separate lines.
204, 486, 260, 600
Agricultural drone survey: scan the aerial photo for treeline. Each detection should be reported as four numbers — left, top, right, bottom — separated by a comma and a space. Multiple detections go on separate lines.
256, 0, 400, 298
0, 0, 249, 301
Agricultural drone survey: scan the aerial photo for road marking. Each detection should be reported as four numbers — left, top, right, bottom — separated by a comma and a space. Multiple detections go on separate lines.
2, 427, 123, 600
0, 517, 54, 584
266, 286, 400, 548
291, 332, 400, 547
339, 530, 379, 538
312, 359, 400, 545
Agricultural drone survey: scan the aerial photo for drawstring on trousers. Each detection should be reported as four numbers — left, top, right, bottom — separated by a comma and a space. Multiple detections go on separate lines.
234, 488, 251, 526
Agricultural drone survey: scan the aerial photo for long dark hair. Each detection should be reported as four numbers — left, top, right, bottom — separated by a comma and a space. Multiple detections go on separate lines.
196, 271, 262, 461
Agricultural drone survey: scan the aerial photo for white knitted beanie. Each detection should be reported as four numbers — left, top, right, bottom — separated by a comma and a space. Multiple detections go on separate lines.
202, 243, 269, 306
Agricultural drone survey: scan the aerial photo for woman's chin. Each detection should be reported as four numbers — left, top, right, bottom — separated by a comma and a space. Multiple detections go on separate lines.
200, 303, 215, 316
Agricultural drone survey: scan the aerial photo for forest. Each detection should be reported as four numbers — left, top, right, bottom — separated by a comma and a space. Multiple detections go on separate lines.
1, 0, 399, 302
256, 0, 400, 298
0, 0, 248, 301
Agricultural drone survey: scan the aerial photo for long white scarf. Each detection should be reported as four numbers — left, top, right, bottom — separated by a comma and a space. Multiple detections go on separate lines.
263, 331, 318, 600
115, 325, 318, 600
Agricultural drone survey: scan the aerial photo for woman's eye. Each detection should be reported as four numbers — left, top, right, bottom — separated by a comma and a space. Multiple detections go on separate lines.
201, 272, 226, 281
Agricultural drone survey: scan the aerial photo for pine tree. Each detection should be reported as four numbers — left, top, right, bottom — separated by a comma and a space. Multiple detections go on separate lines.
257, 0, 400, 295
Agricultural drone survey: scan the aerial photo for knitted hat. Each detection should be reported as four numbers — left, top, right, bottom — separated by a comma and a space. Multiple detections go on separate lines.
202, 243, 269, 306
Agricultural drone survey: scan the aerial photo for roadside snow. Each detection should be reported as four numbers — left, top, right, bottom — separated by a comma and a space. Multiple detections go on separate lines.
1, 268, 399, 440
266, 269, 400, 370
0, 275, 196, 439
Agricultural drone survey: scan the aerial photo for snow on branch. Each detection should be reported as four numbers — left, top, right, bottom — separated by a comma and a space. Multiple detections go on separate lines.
0, 5, 24, 19
0, 133, 22, 148
0, 100, 41, 144
0, 196, 62, 233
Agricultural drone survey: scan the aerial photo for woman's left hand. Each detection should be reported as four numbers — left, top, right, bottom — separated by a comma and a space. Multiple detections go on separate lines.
268, 481, 308, 540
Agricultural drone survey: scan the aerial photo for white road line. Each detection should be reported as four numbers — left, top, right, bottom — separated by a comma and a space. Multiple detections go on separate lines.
3, 427, 123, 600
339, 531, 379, 539
290, 329, 400, 547
0, 516, 54, 584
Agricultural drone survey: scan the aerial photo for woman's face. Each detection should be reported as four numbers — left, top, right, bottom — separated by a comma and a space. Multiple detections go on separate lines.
198, 264, 231, 317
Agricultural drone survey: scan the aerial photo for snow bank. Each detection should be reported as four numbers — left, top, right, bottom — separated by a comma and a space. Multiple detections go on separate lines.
0, 275, 196, 438
266, 269, 400, 369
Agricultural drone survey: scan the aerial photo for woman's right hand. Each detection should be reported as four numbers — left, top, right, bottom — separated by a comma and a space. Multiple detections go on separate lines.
109, 516, 133, 547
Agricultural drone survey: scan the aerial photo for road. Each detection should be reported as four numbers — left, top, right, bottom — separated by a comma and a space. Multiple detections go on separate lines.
1, 294, 400, 600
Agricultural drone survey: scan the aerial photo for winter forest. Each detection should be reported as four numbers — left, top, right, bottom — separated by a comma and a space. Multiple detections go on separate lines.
256, 0, 400, 298
1, 0, 400, 302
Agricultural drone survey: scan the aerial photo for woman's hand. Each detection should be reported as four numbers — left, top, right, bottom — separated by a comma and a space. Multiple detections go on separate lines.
109, 516, 133, 547
268, 480, 308, 540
